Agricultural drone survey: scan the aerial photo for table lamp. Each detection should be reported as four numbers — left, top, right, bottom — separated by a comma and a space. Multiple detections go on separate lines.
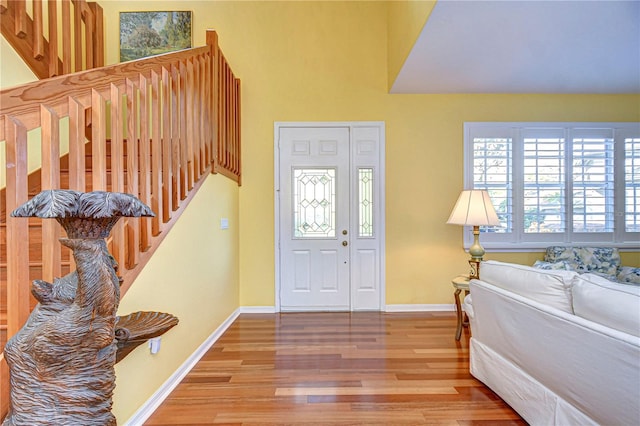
447, 189, 500, 278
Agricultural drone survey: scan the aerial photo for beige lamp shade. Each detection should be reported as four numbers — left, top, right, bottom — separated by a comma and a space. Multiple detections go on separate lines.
447, 190, 500, 227
447, 189, 500, 262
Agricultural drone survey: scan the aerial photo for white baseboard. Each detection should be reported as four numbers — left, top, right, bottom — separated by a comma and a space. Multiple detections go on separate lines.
385, 303, 455, 312
240, 305, 456, 313
239, 306, 277, 314
124, 303, 453, 424
124, 308, 241, 426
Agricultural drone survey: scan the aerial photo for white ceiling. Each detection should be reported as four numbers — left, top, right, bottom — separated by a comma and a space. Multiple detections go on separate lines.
391, 0, 640, 94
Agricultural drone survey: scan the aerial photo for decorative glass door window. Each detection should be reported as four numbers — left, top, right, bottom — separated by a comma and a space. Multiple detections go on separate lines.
293, 168, 336, 238
358, 168, 374, 237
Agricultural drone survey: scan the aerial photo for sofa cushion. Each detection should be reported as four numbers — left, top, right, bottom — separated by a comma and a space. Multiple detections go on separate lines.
544, 246, 620, 276
572, 273, 640, 337
617, 266, 640, 285
480, 260, 576, 313
532, 260, 573, 271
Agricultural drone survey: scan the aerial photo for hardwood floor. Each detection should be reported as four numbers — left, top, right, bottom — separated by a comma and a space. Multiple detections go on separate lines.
145, 312, 525, 425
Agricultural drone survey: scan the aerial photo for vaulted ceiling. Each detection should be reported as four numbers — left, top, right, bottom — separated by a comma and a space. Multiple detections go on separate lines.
391, 0, 640, 94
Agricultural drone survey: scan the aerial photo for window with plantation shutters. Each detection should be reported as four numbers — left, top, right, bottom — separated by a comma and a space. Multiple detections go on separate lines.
522, 129, 566, 234
472, 133, 513, 234
463, 122, 640, 251
626, 136, 640, 233
571, 130, 614, 233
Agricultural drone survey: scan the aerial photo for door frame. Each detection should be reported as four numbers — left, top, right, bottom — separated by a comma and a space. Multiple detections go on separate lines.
274, 121, 386, 312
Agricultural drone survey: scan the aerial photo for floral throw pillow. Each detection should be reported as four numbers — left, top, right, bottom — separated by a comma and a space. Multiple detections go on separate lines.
533, 260, 574, 271
544, 246, 620, 277
617, 266, 640, 285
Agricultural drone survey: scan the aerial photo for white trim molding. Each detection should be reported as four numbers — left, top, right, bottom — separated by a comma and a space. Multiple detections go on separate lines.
239, 306, 277, 314
385, 304, 455, 312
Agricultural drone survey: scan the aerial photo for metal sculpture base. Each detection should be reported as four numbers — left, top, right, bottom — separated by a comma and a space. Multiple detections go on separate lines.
3, 190, 178, 426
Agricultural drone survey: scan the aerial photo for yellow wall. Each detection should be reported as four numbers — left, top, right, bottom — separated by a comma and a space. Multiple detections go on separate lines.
387, 0, 435, 90
113, 174, 239, 422
0, 35, 37, 87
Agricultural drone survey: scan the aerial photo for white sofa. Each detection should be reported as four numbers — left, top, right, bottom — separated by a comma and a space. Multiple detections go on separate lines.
463, 260, 640, 425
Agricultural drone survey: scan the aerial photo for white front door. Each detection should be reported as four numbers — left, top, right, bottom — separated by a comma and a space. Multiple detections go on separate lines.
276, 123, 385, 311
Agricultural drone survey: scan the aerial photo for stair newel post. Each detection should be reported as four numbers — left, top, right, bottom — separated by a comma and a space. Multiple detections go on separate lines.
233, 74, 241, 179
203, 46, 212, 167
207, 30, 220, 173
206, 30, 218, 169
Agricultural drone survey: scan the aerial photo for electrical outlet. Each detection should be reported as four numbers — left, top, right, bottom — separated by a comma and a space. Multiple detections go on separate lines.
149, 337, 161, 354
220, 218, 229, 230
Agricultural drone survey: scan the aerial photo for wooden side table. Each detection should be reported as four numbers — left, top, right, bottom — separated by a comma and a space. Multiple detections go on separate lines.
452, 275, 470, 341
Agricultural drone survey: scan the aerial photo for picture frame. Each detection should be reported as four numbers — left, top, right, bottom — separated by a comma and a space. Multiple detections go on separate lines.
119, 11, 192, 62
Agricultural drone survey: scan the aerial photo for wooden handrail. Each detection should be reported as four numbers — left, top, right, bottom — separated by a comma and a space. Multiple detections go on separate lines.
0, 0, 104, 79
0, 29, 241, 420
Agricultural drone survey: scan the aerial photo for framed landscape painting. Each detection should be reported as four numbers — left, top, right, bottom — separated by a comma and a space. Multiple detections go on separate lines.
120, 11, 192, 62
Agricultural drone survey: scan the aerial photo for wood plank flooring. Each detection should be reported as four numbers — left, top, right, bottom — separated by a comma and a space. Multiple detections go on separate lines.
145, 312, 525, 425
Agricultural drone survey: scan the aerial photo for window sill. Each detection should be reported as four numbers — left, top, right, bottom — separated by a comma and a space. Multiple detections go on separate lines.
470, 242, 640, 252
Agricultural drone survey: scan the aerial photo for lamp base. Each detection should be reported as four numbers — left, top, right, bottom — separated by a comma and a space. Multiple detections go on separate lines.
468, 259, 481, 280
468, 225, 486, 261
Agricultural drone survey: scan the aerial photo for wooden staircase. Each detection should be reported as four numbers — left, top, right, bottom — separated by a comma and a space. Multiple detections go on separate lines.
0, 27, 241, 419
1, 0, 104, 79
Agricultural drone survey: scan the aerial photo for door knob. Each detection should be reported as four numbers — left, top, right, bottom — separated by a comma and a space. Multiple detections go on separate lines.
342, 230, 348, 235
342, 241, 348, 246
